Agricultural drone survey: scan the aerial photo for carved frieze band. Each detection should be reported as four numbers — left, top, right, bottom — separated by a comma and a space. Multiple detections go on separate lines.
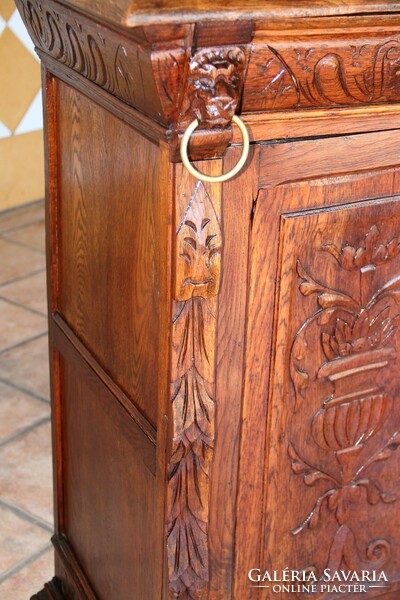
244, 37, 400, 110
289, 224, 400, 595
14, 0, 187, 122
15, 0, 248, 134
166, 177, 222, 598
13, 1, 400, 120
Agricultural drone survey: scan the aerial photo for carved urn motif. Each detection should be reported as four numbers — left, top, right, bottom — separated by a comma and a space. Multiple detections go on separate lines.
289, 225, 400, 595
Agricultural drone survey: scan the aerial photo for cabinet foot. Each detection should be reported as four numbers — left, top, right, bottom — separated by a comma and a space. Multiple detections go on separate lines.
30, 578, 65, 600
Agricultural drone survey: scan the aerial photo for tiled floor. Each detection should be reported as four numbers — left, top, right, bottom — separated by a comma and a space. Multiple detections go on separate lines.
0, 200, 54, 599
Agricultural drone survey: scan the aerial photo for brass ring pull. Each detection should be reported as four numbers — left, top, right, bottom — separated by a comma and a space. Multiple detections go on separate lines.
180, 115, 250, 183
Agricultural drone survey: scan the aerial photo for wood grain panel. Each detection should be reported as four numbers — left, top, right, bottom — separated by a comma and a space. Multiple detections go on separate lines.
234, 105, 400, 145
209, 146, 259, 598
59, 336, 161, 600
53, 313, 156, 442
233, 175, 283, 600
57, 80, 169, 426
259, 130, 400, 188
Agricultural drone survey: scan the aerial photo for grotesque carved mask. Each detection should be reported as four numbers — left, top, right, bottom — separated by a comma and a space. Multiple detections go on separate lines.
175, 182, 222, 301
182, 47, 246, 129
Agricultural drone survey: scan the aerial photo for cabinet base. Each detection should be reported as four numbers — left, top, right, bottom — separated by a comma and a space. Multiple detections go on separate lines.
30, 578, 65, 600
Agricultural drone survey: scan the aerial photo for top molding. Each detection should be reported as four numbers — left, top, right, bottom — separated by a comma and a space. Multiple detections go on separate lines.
15, 0, 400, 158
60, 1, 400, 29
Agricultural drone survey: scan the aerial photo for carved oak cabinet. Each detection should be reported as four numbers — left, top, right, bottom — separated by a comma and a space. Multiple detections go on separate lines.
17, 1, 400, 598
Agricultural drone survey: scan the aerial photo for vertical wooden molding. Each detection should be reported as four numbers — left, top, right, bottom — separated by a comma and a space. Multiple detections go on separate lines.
167, 167, 222, 598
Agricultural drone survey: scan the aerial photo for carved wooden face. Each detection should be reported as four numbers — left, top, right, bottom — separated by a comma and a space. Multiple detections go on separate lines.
186, 48, 245, 129
175, 183, 222, 301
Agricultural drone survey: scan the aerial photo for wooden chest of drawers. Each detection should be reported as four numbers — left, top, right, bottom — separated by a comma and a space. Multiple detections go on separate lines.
17, 1, 400, 598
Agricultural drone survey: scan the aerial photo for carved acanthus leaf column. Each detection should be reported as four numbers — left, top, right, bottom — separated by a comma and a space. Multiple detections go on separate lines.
166, 168, 222, 599
166, 43, 248, 598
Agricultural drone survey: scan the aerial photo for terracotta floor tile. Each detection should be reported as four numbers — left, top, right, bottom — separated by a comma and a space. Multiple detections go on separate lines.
0, 422, 53, 525
0, 299, 47, 353
3, 221, 45, 254
0, 239, 45, 285
0, 270, 48, 316
0, 381, 50, 444
0, 202, 45, 234
0, 335, 50, 399
0, 505, 50, 575
0, 547, 54, 600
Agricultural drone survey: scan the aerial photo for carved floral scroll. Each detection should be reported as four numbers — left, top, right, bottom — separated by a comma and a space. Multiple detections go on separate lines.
167, 179, 221, 598
289, 224, 400, 597
244, 37, 400, 111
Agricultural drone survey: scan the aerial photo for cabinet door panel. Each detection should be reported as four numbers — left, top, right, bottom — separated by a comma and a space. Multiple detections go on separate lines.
235, 157, 400, 598
269, 198, 400, 588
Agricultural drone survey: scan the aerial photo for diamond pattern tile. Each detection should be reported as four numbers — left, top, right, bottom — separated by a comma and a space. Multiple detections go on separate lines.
0, 238, 45, 285
0, 121, 11, 139
0, 28, 40, 132
0, 7, 43, 210
14, 90, 43, 135
3, 220, 46, 253
0, 201, 44, 234
0, 1, 16, 22
0, 131, 45, 210
0, 270, 48, 316
0, 299, 47, 352
0, 334, 50, 400
7, 9, 39, 61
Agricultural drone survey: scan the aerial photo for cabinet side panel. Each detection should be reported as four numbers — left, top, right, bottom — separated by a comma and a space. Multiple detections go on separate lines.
58, 335, 160, 600
57, 80, 164, 427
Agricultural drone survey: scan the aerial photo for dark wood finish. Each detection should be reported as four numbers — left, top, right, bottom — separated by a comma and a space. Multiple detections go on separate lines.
17, 1, 400, 598
30, 578, 65, 600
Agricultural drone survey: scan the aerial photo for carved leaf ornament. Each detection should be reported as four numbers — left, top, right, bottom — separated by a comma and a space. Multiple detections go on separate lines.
167, 182, 221, 598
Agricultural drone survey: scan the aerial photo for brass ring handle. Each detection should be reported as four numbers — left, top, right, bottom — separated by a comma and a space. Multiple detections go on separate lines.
180, 115, 250, 183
